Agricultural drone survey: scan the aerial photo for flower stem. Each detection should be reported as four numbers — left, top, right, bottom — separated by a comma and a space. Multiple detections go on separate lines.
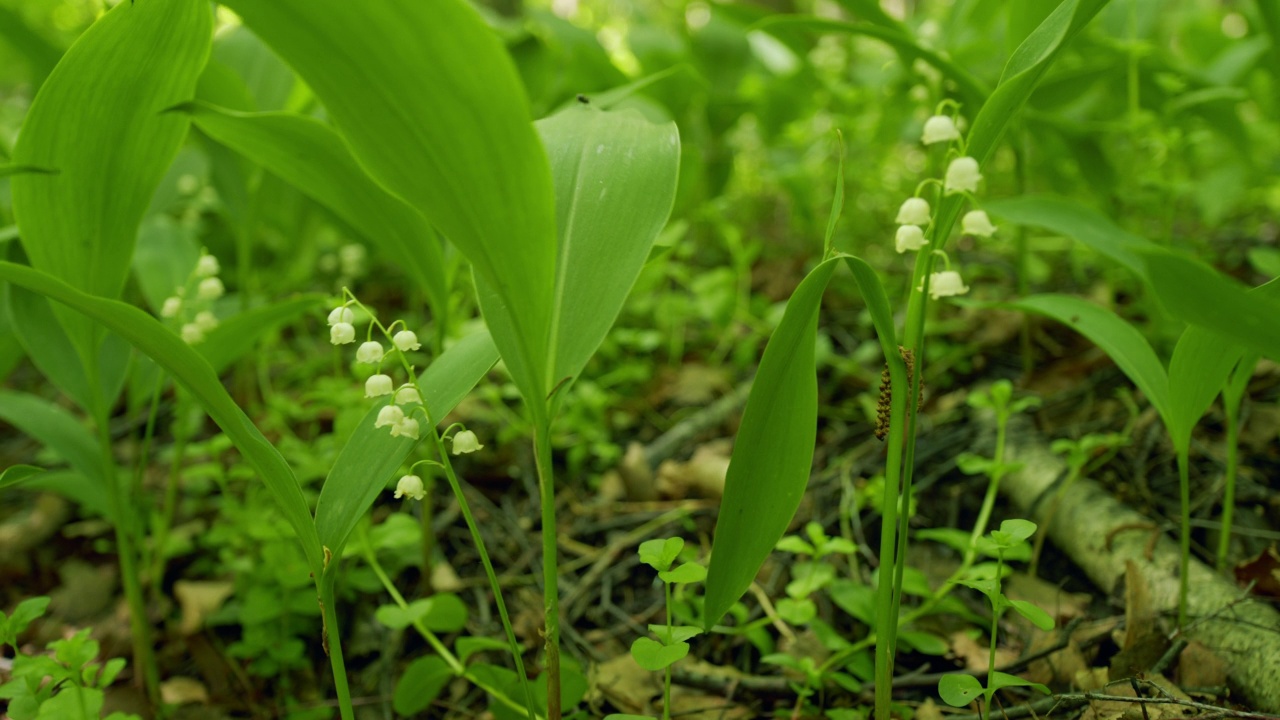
534, 420, 563, 720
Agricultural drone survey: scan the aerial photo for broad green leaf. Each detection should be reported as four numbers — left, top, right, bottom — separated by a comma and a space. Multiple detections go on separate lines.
221, 0, 557, 402
998, 519, 1037, 542
457, 636, 510, 665
938, 673, 984, 707
659, 562, 707, 585
639, 537, 683, 571
897, 631, 948, 655
0, 261, 323, 576
983, 195, 1153, 278
10, 0, 211, 353
1167, 327, 1244, 452
179, 104, 448, 322
1144, 252, 1280, 361
630, 637, 689, 671
537, 105, 680, 393
2, 597, 52, 643
1009, 599, 1055, 630
988, 670, 1050, 695
196, 295, 324, 374
394, 655, 453, 717
22, 470, 109, 520
0, 165, 56, 179
210, 25, 294, 112
646, 625, 703, 644
0, 390, 107, 500
375, 594, 467, 633
314, 331, 499, 559
1009, 294, 1170, 425
131, 215, 200, 314
704, 258, 839, 628
842, 256, 902, 368
0, 7, 61, 90
0, 465, 44, 491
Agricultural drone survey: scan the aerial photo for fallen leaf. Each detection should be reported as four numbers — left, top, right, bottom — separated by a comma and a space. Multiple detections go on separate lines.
592, 653, 658, 714
173, 580, 234, 636
1177, 641, 1227, 689
656, 440, 729, 500
160, 676, 209, 705
1233, 544, 1280, 598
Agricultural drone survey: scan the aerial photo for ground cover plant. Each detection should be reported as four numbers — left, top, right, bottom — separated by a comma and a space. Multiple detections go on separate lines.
1, 0, 1279, 718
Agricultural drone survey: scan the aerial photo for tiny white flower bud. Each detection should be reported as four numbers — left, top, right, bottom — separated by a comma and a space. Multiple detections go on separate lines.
451, 430, 483, 455
394, 474, 426, 501
328, 306, 354, 326
920, 270, 970, 300
161, 296, 182, 318
961, 210, 997, 237
393, 330, 421, 352
197, 277, 225, 301
180, 323, 205, 344
391, 416, 420, 439
330, 322, 356, 345
356, 341, 384, 364
196, 254, 220, 278
365, 374, 394, 397
194, 311, 218, 332
895, 225, 929, 254
395, 385, 422, 405
895, 197, 931, 226
375, 405, 405, 429
944, 157, 982, 195
921, 115, 961, 145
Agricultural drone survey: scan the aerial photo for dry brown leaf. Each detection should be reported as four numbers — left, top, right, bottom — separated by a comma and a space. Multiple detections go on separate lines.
159, 676, 209, 705
949, 631, 1016, 672
616, 442, 656, 501
591, 653, 659, 714
915, 698, 944, 720
668, 686, 753, 719
1004, 573, 1091, 621
430, 559, 464, 593
1233, 544, 1280, 598
656, 440, 730, 500
1122, 561, 1157, 649
668, 364, 731, 406
1177, 641, 1228, 689
173, 580, 234, 636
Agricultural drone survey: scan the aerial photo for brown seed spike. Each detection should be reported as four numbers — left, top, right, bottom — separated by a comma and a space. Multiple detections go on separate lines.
875, 346, 922, 441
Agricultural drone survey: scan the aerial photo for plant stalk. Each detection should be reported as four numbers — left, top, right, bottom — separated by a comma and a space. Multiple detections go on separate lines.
1176, 447, 1190, 628
319, 570, 355, 720
533, 421, 562, 720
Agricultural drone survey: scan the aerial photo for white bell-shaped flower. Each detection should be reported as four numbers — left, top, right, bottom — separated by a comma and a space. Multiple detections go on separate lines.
921, 115, 961, 145
393, 330, 421, 352
395, 385, 422, 405
365, 374, 394, 398
356, 341, 384, 364
961, 210, 997, 237
328, 306, 354, 326
194, 311, 218, 333
451, 430, 484, 455
374, 405, 404, 429
394, 475, 426, 501
921, 270, 970, 300
895, 225, 929, 254
944, 157, 982, 194
161, 296, 182, 319
181, 323, 204, 345
895, 197, 931, 226
330, 322, 356, 345
197, 277, 225, 301
391, 416, 420, 440
196, 254, 220, 278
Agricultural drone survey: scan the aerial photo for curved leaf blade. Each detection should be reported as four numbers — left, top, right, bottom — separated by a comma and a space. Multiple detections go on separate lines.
538, 105, 680, 389
1009, 294, 1170, 424
10, 0, 211, 303
220, 0, 556, 400
1144, 252, 1280, 362
704, 258, 839, 628
180, 104, 448, 322
0, 465, 46, 491
983, 195, 1153, 278
0, 261, 323, 575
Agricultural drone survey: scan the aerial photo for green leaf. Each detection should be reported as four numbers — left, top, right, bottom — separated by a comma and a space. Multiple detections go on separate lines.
0, 165, 56, 179
629, 637, 689, 671
897, 631, 948, 656
0, 390, 107, 499
646, 625, 703, 644
393, 655, 453, 716
375, 595, 467, 633
0, 261, 324, 576
314, 331, 499, 559
659, 562, 707, 585
938, 673, 984, 707
842, 256, 901, 367
1143, 251, 1280, 362
179, 104, 448, 322
1008, 599, 1055, 631
456, 636, 510, 665
0, 465, 45, 491
987, 670, 1050, 695
221, 0, 557, 402
1167, 326, 1244, 452
775, 536, 817, 556
0, 7, 62, 90
194, 295, 322, 374
1, 597, 51, 645
210, 25, 295, 112
1009, 294, 1170, 425
998, 519, 1037, 542
10, 0, 211, 353
983, 195, 1154, 279
537, 105, 680, 394
704, 258, 839, 628
638, 537, 683, 572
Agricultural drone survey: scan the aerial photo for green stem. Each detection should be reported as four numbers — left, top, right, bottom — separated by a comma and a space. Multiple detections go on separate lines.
965, 412, 1008, 567
985, 554, 1004, 720
533, 420, 562, 720
88, 359, 159, 708
873, 352, 909, 720
1216, 403, 1240, 571
663, 581, 672, 720
1176, 447, 1190, 629
151, 394, 190, 607
319, 571, 355, 720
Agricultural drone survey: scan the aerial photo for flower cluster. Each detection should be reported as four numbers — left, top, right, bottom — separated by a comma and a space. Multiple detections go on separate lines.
159, 250, 224, 344
328, 302, 427, 439
889, 108, 1001, 300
